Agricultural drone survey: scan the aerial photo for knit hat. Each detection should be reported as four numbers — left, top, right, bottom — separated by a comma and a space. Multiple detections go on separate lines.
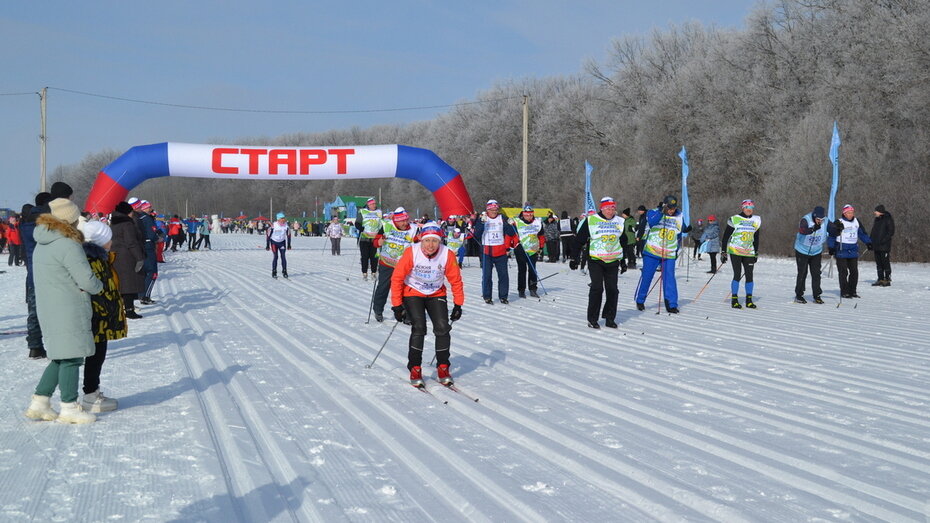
664, 195, 679, 208
49, 198, 80, 225
83, 220, 112, 247
741, 199, 755, 209
49, 181, 73, 199
812, 206, 825, 219
139, 200, 152, 211
875, 204, 886, 213
276, 212, 286, 220
392, 207, 409, 222
621, 208, 631, 216
418, 221, 443, 240
599, 197, 616, 209
366, 197, 376, 205
842, 204, 854, 213
127, 197, 141, 209
115, 201, 134, 214
486, 199, 499, 209
522, 205, 534, 213
637, 205, 647, 212
707, 214, 716, 221
35, 192, 53, 207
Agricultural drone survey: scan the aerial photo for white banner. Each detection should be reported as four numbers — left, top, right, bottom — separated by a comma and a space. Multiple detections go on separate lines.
166, 143, 398, 180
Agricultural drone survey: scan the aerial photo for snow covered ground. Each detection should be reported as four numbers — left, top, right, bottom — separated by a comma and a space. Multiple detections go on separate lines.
1, 233, 928, 522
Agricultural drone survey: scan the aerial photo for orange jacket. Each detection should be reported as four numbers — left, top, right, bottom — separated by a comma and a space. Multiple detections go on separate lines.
390, 246, 464, 307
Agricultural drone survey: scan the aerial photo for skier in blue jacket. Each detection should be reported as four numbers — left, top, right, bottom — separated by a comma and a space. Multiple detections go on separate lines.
827, 204, 872, 299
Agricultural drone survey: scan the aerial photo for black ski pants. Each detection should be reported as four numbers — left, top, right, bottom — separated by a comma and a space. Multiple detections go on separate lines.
730, 254, 755, 283
26, 282, 43, 352
403, 295, 451, 370
547, 240, 560, 263
83, 340, 108, 394
359, 240, 378, 274
372, 264, 394, 315
560, 236, 573, 262
836, 257, 859, 295
875, 251, 891, 281
794, 252, 822, 299
515, 249, 538, 293
587, 258, 619, 324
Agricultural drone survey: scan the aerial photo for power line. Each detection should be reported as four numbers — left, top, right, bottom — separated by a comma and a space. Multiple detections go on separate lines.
46, 87, 520, 115
0, 92, 37, 96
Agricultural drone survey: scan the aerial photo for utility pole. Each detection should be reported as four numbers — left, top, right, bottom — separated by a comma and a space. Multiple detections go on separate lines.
522, 93, 529, 205
269, 197, 273, 219
39, 87, 47, 192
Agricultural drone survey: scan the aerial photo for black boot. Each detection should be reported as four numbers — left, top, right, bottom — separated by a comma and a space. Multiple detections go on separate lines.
746, 295, 757, 309
731, 295, 742, 309
282, 269, 288, 279
272, 269, 277, 279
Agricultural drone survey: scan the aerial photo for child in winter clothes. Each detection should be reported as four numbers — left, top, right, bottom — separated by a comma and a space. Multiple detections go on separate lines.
81, 220, 127, 412
25, 198, 102, 424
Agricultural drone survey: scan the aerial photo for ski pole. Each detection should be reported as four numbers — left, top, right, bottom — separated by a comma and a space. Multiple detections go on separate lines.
693, 258, 727, 302
365, 321, 400, 368
365, 272, 378, 324
537, 271, 562, 282
519, 246, 548, 296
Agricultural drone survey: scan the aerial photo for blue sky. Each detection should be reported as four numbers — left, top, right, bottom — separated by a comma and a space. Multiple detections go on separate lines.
0, 1, 756, 210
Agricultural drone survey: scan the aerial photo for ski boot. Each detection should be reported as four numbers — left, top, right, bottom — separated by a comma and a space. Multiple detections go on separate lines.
529, 289, 539, 298
745, 295, 757, 309
282, 269, 288, 279
794, 296, 807, 304
484, 298, 494, 305
636, 302, 645, 311
500, 298, 509, 304
813, 296, 824, 304
664, 299, 679, 314
604, 319, 618, 328
587, 321, 600, 329
272, 270, 277, 279
363, 272, 369, 281
409, 366, 424, 387
519, 291, 526, 298
731, 295, 742, 309
374, 312, 384, 323
437, 364, 453, 385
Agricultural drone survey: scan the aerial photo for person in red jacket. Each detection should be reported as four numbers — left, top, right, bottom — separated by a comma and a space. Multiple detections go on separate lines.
390, 222, 465, 387
472, 200, 519, 304
167, 215, 184, 251
6, 215, 24, 266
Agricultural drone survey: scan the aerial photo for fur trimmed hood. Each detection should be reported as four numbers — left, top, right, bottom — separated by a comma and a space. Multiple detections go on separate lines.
34, 214, 84, 245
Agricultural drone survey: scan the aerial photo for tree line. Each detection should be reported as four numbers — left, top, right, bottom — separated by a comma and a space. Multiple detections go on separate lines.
53, 0, 929, 260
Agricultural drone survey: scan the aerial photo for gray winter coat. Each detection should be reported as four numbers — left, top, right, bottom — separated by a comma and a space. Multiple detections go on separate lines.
700, 222, 721, 253
32, 215, 103, 359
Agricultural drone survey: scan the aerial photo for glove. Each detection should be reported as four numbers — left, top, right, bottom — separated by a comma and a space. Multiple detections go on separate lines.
658, 201, 665, 210
720, 253, 728, 264
134, 260, 144, 272
828, 247, 836, 256
569, 260, 578, 270
832, 220, 843, 231
812, 221, 821, 231
450, 305, 462, 322
866, 243, 873, 251
391, 305, 406, 322
265, 247, 270, 251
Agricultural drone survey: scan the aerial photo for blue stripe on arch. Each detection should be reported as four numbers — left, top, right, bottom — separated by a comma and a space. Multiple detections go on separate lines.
101, 142, 170, 190
395, 145, 459, 193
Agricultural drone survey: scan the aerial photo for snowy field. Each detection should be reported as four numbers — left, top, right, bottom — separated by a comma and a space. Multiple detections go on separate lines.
1, 232, 929, 522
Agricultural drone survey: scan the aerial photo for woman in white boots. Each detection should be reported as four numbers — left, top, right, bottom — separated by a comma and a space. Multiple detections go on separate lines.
24, 198, 102, 424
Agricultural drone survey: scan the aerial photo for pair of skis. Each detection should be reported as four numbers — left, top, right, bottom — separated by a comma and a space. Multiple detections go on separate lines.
414, 380, 479, 403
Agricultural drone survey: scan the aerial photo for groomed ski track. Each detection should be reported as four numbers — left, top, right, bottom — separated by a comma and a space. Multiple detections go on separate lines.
2, 234, 928, 522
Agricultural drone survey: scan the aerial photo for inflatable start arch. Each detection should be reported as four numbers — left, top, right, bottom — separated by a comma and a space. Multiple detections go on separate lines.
85, 143, 474, 217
